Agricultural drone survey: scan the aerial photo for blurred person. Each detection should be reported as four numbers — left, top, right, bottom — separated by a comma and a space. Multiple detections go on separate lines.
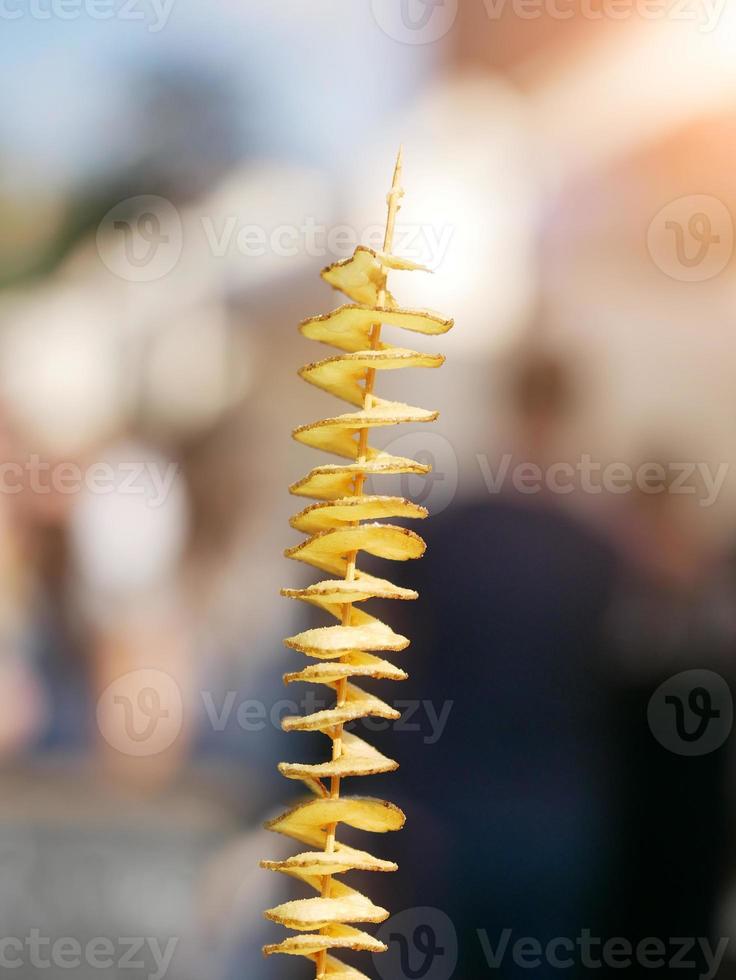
68, 441, 195, 788
602, 471, 732, 972
363, 344, 734, 977
0, 406, 47, 754
363, 346, 622, 977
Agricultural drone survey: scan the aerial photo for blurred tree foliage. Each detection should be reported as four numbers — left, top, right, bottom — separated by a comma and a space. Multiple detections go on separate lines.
0, 63, 243, 290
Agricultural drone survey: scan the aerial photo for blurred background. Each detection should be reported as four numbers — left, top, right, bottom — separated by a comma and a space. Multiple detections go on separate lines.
2, 1, 736, 977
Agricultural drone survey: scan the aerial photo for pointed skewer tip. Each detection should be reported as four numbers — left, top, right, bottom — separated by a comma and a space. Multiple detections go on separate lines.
393, 145, 404, 185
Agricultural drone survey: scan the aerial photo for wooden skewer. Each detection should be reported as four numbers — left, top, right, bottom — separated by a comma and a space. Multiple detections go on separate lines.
315, 146, 404, 980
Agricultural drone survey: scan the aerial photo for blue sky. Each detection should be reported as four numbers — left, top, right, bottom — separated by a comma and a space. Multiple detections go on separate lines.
0, 2, 435, 190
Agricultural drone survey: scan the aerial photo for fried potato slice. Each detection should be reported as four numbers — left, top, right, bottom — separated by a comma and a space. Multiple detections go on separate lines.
261, 839, 397, 876
303, 601, 394, 626
290, 457, 430, 501
291, 774, 328, 799
266, 796, 406, 849
293, 399, 438, 460
286, 524, 426, 576
279, 732, 398, 781
311, 954, 373, 979
264, 924, 386, 957
290, 495, 426, 534
282, 576, 417, 606
282, 682, 399, 733
284, 619, 408, 658
264, 892, 388, 931
321, 245, 429, 305
299, 348, 444, 406
300, 304, 452, 354
284, 652, 407, 685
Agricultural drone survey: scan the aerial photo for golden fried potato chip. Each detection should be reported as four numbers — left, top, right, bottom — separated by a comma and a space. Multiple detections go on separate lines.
264, 892, 388, 931
300, 775, 329, 799
281, 576, 417, 606
321, 245, 429, 305
282, 682, 399, 733
261, 839, 397, 876
378, 251, 431, 272
307, 605, 392, 628
300, 304, 453, 354
279, 732, 398, 781
293, 399, 438, 460
321, 247, 395, 307
284, 619, 409, 658
290, 495, 426, 534
264, 924, 387, 957
286, 524, 426, 576
266, 796, 406, 849
290, 457, 430, 501
284, 653, 408, 685
300, 348, 444, 406
311, 953, 373, 979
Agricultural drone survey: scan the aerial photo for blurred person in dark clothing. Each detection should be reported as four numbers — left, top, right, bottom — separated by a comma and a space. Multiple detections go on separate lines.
603, 475, 731, 976
360, 349, 619, 977
358, 350, 730, 978
370, 482, 618, 977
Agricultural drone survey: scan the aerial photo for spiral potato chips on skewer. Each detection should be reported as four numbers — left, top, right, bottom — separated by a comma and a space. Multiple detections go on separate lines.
262, 149, 454, 979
